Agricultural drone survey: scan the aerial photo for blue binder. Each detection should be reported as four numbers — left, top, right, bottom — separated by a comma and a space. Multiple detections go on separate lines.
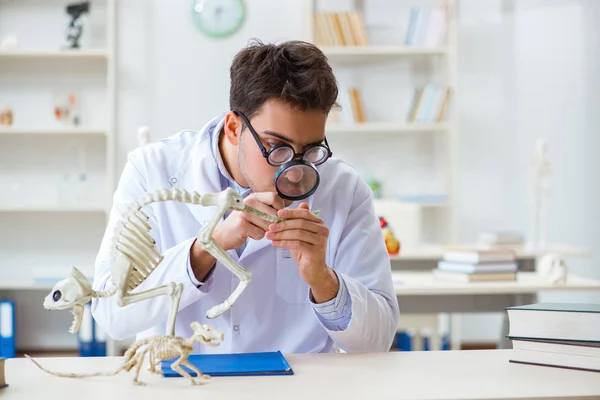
0, 300, 15, 358
161, 351, 293, 377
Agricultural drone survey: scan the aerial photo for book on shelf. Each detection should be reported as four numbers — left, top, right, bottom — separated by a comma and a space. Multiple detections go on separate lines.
506, 303, 600, 373
433, 269, 516, 282
442, 248, 516, 264
314, 11, 368, 47
0, 357, 6, 389
404, 1, 452, 47
433, 248, 518, 282
406, 85, 451, 123
437, 260, 518, 274
329, 86, 366, 124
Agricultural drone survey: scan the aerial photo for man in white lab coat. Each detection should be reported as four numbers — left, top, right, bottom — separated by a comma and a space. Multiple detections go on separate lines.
91, 39, 399, 354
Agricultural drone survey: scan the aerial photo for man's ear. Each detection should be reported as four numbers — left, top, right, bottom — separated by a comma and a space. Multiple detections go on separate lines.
223, 112, 242, 146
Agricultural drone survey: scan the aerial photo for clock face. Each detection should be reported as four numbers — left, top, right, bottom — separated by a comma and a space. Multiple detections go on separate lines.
192, 0, 246, 38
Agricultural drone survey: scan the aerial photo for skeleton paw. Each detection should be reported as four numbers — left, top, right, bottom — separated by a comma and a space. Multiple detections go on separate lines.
133, 380, 147, 386
206, 303, 231, 319
191, 378, 207, 386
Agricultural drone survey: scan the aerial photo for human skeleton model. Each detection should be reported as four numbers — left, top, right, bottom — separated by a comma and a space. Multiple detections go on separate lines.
26, 322, 224, 386
529, 138, 552, 250
42, 187, 283, 337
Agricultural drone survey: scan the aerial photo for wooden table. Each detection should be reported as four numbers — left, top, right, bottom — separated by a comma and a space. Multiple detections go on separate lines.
392, 271, 600, 350
2, 350, 600, 399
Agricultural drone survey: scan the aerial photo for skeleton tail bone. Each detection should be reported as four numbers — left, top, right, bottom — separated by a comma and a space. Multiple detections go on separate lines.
25, 354, 137, 379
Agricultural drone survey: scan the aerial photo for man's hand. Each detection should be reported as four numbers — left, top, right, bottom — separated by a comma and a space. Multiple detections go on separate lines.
211, 192, 287, 251
265, 203, 338, 303
190, 192, 286, 282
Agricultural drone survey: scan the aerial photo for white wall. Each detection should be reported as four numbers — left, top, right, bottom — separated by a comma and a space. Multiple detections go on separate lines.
115, 0, 309, 166
456, 0, 600, 342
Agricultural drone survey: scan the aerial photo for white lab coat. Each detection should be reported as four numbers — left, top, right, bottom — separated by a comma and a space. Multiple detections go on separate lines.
91, 114, 400, 354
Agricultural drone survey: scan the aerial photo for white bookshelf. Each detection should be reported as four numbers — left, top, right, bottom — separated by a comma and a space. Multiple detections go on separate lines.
306, 0, 459, 249
0, 0, 117, 353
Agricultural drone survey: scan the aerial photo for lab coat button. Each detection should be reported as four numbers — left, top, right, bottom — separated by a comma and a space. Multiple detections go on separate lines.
343, 305, 348, 311
330, 311, 336, 317
170, 177, 177, 184
233, 325, 239, 331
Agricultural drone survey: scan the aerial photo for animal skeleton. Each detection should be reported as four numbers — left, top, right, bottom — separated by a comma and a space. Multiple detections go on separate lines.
26, 321, 224, 386
42, 187, 283, 336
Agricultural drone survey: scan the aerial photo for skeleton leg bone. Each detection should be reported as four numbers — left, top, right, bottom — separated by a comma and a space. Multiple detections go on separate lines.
198, 238, 252, 319
170, 355, 200, 385
132, 351, 148, 386
195, 193, 253, 319
117, 281, 183, 336
181, 359, 210, 382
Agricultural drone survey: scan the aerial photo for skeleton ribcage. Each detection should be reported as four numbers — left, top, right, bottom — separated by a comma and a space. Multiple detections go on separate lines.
116, 209, 164, 292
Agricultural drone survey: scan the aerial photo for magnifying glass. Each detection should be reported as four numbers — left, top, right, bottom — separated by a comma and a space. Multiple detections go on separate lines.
269, 145, 330, 201
232, 110, 333, 201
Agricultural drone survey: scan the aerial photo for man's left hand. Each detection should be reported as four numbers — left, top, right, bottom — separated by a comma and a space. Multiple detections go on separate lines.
265, 203, 339, 303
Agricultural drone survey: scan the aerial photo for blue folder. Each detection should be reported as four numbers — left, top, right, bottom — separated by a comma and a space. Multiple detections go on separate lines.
161, 351, 293, 377
0, 301, 15, 359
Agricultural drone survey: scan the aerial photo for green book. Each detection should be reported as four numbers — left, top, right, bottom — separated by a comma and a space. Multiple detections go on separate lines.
505, 303, 600, 342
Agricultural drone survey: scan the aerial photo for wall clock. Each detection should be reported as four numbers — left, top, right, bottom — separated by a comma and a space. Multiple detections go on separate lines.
192, 0, 246, 38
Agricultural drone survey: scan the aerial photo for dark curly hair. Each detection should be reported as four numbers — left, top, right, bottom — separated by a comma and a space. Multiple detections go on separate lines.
229, 39, 339, 119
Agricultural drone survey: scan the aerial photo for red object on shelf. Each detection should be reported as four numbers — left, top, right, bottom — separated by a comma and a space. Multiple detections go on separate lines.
378, 216, 400, 255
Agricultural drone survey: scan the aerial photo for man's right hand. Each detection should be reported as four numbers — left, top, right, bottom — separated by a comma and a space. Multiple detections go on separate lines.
211, 192, 288, 251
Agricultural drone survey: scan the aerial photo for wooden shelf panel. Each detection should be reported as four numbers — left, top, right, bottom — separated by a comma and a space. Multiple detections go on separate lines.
319, 45, 449, 56
326, 122, 448, 134
0, 49, 108, 60
0, 128, 107, 136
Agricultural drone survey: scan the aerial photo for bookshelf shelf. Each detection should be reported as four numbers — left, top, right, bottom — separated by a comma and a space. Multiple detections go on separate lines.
0, 128, 107, 136
0, 205, 106, 212
321, 45, 448, 57
0, 49, 108, 60
326, 122, 448, 134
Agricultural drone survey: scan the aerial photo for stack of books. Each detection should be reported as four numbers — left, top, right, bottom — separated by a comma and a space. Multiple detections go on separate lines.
433, 248, 518, 282
506, 303, 600, 373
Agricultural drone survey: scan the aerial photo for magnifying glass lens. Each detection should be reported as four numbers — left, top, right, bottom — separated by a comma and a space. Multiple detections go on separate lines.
275, 164, 318, 199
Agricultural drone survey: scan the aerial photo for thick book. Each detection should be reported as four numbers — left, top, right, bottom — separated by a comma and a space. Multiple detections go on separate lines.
510, 339, 600, 373
161, 351, 293, 378
433, 269, 516, 282
506, 303, 600, 342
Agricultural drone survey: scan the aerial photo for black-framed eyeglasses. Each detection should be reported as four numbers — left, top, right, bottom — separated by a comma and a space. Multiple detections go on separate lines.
232, 110, 332, 167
